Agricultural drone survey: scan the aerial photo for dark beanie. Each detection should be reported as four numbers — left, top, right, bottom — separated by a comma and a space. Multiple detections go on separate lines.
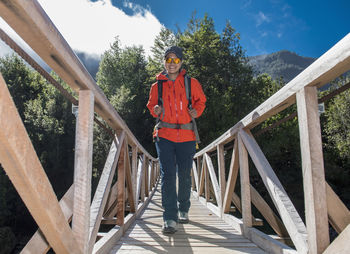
164, 46, 183, 60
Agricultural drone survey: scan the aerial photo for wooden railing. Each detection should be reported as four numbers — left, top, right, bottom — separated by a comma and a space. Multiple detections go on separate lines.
0, 1, 159, 254
190, 33, 350, 254
0, 1, 350, 254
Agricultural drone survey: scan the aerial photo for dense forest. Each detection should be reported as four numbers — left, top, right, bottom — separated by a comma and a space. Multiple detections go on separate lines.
0, 14, 349, 253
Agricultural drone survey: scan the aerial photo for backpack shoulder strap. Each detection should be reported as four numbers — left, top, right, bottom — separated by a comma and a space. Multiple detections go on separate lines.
184, 74, 192, 108
157, 80, 164, 106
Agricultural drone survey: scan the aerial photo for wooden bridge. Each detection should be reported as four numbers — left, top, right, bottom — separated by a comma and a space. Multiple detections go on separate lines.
0, 1, 349, 253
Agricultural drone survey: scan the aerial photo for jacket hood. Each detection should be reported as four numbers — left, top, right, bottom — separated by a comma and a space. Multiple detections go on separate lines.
156, 68, 187, 81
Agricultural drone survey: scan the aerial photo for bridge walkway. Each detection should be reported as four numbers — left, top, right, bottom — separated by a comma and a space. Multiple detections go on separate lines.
110, 184, 266, 254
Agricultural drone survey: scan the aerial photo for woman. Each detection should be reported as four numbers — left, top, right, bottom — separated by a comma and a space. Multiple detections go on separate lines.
147, 46, 206, 234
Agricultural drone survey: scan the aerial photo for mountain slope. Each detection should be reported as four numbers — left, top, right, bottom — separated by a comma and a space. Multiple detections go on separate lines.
248, 50, 316, 83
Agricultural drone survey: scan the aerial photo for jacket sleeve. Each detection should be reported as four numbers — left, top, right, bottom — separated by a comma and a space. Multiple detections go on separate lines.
191, 78, 206, 118
146, 82, 159, 118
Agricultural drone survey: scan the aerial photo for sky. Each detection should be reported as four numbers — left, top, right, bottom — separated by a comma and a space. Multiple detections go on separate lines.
0, 0, 349, 60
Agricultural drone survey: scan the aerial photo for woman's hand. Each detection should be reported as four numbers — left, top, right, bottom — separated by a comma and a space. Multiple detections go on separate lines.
188, 108, 197, 118
154, 105, 162, 115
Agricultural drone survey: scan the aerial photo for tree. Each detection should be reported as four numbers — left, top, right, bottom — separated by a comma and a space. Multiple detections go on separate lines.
96, 40, 155, 155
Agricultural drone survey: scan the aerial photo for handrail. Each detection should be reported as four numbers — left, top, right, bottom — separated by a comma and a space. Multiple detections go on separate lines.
0, 0, 155, 160
1, 1, 350, 253
0, 1, 160, 254
192, 33, 350, 254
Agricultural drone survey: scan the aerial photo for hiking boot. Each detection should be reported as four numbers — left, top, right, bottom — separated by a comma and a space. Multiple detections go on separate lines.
162, 220, 177, 235
178, 211, 189, 224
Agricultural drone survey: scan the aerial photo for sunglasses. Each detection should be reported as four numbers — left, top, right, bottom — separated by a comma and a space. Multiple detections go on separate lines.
165, 57, 181, 64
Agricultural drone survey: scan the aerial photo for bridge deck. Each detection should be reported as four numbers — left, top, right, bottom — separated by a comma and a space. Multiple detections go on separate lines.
109, 185, 266, 253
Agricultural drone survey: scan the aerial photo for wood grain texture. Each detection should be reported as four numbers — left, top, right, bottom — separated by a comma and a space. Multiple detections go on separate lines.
110, 184, 266, 254
0, 74, 81, 253
239, 130, 308, 254
297, 86, 329, 253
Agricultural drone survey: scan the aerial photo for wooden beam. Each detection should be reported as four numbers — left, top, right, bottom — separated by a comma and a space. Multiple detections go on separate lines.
250, 185, 289, 237
0, 74, 81, 253
204, 153, 221, 208
326, 182, 350, 233
135, 157, 144, 204
124, 141, 135, 213
192, 160, 199, 192
103, 182, 118, 219
239, 130, 308, 254
116, 141, 126, 226
140, 155, 146, 202
238, 133, 252, 231
22, 185, 74, 253
297, 86, 329, 253
131, 147, 138, 209
217, 144, 226, 211
198, 156, 205, 196
144, 157, 149, 197
203, 155, 210, 201
72, 90, 94, 254
323, 224, 350, 254
88, 133, 125, 253
223, 139, 239, 213
0, 0, 157, 161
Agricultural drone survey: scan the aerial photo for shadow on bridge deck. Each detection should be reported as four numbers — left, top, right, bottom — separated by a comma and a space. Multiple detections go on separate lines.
110, 185, 266, 254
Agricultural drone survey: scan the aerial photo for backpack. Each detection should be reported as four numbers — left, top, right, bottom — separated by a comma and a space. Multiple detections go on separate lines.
155, 74, 200, 145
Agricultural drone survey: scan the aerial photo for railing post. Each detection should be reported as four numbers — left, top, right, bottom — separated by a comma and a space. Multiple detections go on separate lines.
238, 132, 252, 234
132, 146, 138, 209
72, 90, 94, 253
116, 140, 126, 226
296, 86, 330, 253
217, 144, 226, 214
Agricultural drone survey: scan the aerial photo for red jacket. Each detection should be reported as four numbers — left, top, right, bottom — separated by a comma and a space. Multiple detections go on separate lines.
147, 69, 206, 143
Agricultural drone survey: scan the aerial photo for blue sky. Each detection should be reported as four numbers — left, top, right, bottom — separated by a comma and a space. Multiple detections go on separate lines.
0, 0, 349, 59
109, 0, 349, 58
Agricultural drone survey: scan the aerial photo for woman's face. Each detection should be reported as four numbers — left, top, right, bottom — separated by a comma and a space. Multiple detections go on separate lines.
164, 53, 182, 76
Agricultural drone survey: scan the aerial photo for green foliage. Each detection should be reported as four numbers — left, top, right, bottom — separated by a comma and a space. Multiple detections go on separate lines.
96, 40, 155, 155
324, 78, 350, 161
0, 55, 76, 246
177, 14, 258, 146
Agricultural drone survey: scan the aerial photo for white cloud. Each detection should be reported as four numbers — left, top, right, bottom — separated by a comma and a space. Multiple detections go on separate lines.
0, 0, 163, 59
256, 11, 270, 27
34, 0, 163, 57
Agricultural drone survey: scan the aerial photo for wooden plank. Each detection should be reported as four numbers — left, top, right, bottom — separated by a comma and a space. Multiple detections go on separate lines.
21, 185, 74, 253
103, 182, 118, 218
250, 185, 288, 237
0, 74, 81, 253
88, 133, 125, 252
204, 153, 221, 207
192, 160, 199, 192
72, 90, 94, 253
193, 33, 350, 160
116, 141, 126, 226
198, 156, 205, 196
326, 182, 350, 233
323, 224, 350, 254
239, 130, 308, 254
144, 157, 149, 197
296, 86, 329, 253
223, 138, 239, 213
204, 155, 210, 201
135, 157, 144, 203
124, 141, 135, 213
238, 133, 252, 230
93, 179, 160, 254
0, 0, 157, 161
131, 147, 138, 209
140, 155, 146, 202
217, 144, 226, 211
